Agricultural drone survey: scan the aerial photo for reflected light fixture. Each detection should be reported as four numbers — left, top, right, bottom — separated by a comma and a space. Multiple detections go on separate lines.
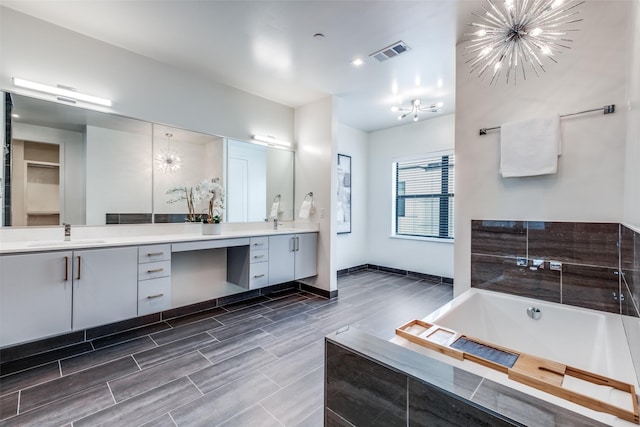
13, 77, 112, 107
391, 99, 443, 122
156, 133, 182, 173
251, 134, 292, 148
465, 0, 584, 84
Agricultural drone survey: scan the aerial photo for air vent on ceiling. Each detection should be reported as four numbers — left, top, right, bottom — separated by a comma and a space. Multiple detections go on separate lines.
369, 41, 410, 63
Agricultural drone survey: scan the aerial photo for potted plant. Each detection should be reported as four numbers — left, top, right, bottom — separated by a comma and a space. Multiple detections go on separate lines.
199, 178, 225, 235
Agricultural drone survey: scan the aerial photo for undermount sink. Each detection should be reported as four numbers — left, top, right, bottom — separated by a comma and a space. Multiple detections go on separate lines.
27, 239, 107, 247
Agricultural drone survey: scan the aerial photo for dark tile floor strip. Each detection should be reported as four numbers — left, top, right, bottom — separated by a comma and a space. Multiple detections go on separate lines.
0, 271, 453, 426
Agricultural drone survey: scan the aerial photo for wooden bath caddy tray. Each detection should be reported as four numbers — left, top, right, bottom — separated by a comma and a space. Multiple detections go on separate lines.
396, 319, 639, 424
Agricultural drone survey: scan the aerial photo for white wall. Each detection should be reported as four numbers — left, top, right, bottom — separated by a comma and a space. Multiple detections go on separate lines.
336, 123, 369, 270
0, 7, 294, 147
85, 126, 152, 225
295, 96, 337, 292
624, 0, 640, 229
367, 114, 455, 279
454, 0, 630, 296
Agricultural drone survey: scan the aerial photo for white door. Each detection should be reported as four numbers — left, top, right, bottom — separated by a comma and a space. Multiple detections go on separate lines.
268, 234, 295, 285
294, 233, 318, 280
227, 157, 248, 222
0, 251, 73, 347
72, 246, 138, 330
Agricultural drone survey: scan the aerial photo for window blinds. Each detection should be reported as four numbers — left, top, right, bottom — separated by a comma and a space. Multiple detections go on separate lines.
395, 154, 454, 239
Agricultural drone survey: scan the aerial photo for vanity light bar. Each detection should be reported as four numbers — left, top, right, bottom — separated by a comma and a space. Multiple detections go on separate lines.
13, 78, 112, 107
251, 134, 291, 148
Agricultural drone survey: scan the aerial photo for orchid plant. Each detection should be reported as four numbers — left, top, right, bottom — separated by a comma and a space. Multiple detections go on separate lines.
166, 177, 225, 223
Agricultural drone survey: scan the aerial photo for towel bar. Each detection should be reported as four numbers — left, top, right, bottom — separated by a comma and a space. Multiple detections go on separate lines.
479, 104, 615, 136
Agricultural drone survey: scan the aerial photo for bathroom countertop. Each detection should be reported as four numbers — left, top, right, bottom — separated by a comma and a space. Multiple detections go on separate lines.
0, 227, 317, 254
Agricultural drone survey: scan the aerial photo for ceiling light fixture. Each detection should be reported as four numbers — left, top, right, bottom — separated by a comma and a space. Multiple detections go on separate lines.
392, 99, 443, 122
252, 134, 292, 148
156, 133, 182, 173
351, 58, 364, 66
464, 0, 584, 84
13, 77, 112, 107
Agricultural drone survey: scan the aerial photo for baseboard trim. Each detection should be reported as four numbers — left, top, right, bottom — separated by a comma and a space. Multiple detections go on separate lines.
338, 264, 453, 286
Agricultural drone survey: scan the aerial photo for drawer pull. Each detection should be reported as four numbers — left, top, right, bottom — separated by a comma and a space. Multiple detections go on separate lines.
147, 268, 164, 273
253, 274, 265, 278
253, 242, 264, 246
147, 293, 164, 299
146, 252, 164, 257
253, 255, 265, 259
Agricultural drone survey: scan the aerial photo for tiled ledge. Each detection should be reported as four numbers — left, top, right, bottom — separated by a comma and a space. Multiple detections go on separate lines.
325, 328, 606, 426
337, 264, 454, 286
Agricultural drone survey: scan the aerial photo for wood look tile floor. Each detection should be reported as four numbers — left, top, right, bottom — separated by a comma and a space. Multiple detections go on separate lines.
0, 270, 453, 427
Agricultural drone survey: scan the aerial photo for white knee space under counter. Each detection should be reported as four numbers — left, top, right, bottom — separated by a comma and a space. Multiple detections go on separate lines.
0, 222, 318, 348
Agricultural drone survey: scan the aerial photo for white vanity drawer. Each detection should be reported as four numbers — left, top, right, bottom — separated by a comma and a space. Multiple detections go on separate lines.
250, 249, 269, 263
139, 244, 171, 263
250, 237, 269, 251
249, 262, 269, 289
138, 260, 171, 281
138, 276, 171, 315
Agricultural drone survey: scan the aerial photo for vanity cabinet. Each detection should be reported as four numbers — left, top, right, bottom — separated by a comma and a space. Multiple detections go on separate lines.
137, 244, 172, 315
249, 236, 269, 289
0, 247, 138, 347
0, 251, 73, 347
71, 247, 138, 330
268, 233, 317, 285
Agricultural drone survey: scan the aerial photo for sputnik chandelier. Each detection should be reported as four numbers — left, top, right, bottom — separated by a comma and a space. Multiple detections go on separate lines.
156, 133, 182, 173
391, 99, 443, 122
465, 0, 584, 84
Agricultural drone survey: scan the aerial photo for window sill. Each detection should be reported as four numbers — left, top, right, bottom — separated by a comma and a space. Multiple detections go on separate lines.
389, 234, 454, 244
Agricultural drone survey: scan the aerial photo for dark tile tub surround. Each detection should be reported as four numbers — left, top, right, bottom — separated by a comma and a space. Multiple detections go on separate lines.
105, 213, 152, 224
471, 220, 632, 315
621, 225, 640, 317
325, 328, 606, 426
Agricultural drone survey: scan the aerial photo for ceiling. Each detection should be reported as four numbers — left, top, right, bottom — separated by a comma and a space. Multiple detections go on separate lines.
2, 1, 478, 132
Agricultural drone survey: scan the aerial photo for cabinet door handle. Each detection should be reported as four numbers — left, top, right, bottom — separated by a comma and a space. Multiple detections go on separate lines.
76, 256, 81, 280
147, 268, 164, 273
289, 237, 295, 252
147, 293, 164, 299
253, 274, 265, 278
147, 252, 164, 257
253, 254, 265, 259
64, 256, 69, 281
253, 242, 264, 246
295, 236, 300, 252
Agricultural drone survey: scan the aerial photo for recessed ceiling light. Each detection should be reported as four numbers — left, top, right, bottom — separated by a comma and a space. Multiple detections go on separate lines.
11, 113, 20, 119
351, 58, 364, 67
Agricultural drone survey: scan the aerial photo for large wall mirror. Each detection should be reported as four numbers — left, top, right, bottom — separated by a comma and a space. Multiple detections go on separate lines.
2, 92, 294, 227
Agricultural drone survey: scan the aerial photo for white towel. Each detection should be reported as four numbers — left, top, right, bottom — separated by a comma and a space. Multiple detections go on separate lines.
298, 199, 312, 219
500, 114, 561, 178
269, 201, 280, 219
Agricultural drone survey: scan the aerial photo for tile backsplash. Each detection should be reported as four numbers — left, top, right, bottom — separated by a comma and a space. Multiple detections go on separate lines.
471, 220, 639, 317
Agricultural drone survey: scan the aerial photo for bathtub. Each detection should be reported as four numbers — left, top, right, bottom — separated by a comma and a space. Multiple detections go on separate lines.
391, 288, 639, 426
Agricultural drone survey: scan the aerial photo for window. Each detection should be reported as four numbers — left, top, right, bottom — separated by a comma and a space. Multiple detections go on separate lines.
394, 153, 454, 239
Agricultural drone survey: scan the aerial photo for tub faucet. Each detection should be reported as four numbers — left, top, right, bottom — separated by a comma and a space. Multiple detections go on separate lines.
64, 223, 71, 241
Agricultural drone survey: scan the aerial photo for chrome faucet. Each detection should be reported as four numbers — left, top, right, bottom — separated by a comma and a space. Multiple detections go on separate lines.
273, 218, 281, 230
64, 223, 71, 241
